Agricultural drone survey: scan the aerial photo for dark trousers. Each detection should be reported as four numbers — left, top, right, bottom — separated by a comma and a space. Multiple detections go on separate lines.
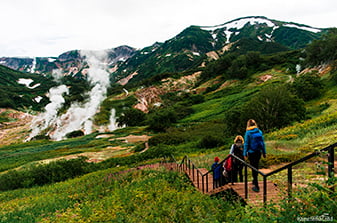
231, 163, 243, 182
248, 151, 261, 188
213, 178, 220, 189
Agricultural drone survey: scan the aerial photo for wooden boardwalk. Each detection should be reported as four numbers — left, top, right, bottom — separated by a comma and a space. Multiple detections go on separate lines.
182, 166, 284, 206
140, 162, 284, 206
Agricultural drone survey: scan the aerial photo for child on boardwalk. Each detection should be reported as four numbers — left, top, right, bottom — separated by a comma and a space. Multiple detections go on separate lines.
211, 157, 222, 188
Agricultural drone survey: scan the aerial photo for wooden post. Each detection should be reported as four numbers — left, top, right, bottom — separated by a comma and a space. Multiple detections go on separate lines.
328, 146, 335, 178
202, 175, 205, 193
288, 166, 292, 200
206, 174, 209, 193
197, 171, 200, 189
245, 165, 248, 199
263, 176, 267, 205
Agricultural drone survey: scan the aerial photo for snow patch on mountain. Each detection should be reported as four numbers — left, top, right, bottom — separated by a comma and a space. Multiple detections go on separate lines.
17, 78, 41, 89
202, 17, 276, 32
34, 96, 43, 103
201, 16, 322, 44
283, 23, 321, 33
202, 17, 277, 43
48, 58, 57, 62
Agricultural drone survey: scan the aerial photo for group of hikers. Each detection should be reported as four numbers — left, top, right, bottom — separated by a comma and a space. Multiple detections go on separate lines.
211, 119, 267, 192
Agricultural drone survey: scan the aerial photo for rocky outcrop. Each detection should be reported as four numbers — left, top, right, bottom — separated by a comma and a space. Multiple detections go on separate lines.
134, 86, 164, 113
133, 71, 201, 113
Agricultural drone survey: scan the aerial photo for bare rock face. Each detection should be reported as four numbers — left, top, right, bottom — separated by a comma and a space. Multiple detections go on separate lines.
134, 86, 164, 113
132, 71, 201, 113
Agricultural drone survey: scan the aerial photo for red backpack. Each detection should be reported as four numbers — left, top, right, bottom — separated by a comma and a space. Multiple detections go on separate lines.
224, 155, 233, 172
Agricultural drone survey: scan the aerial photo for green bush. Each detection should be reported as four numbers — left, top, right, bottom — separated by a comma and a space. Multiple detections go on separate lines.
66, 130, 84, 138
198, 135, 224, 149
224, 85, 306, 134
147, 108, 177, 132
31, 134, 51, 141
305, 28, 337, 66
291, 72, 324, 101
133, 143, 146, 152
148, 131, 188, 146
0, 157, 93, 191
116, 108, 146, 127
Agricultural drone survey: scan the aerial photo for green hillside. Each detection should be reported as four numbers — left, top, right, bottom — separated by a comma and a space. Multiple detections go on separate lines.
0, 25, 336, 222
0, 65, 56, 110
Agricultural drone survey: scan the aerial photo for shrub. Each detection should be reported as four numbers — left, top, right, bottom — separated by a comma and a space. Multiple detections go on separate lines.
198, 135, 224, 149
305, 28, 337, 66
147, 108, 177, 132
133, 143, 146, 152
116, 108, 146, 127
0, 157, 93, 191
244, 85, 305, 132
148, 131, 188, 146
30, 134, 51, 141
291, 72, 323, 101
223, 105, 247, 136
66, 130, 85, 138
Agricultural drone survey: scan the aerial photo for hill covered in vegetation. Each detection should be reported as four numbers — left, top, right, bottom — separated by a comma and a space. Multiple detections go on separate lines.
0, 17, 336, 222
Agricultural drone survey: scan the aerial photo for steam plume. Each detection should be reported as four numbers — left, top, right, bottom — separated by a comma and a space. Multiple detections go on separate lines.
108, 108, 118, 131
50, 50, 110, 140
28, 85, 69, 140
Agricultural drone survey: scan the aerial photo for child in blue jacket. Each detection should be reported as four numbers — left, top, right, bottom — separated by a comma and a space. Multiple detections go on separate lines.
211, 157, 221, 188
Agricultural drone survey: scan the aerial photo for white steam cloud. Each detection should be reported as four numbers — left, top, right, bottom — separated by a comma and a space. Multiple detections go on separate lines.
51, 69, 64, 82
29, 85, 69, 140
108, 108, 119, 131
29, 50, 116, 141
50, 50, 110, 140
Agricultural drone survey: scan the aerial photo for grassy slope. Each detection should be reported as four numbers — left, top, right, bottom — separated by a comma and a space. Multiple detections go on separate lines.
0, 127, 149, 173
0, 67, 336, 221
182, 69, 291, 122
0, 168, 235, 222
0, 160, 335, 222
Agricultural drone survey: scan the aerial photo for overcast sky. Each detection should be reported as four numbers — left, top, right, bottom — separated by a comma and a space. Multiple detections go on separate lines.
1, 0, 336, 57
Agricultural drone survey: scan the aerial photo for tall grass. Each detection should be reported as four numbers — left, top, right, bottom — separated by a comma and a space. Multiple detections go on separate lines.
0, 167, 237, 222
0, 133, 123, 173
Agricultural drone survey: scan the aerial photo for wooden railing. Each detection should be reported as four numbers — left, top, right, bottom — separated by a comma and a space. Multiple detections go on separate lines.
163, 143, 336, 204
219, 142, 335, 203
163, 154, 232, 193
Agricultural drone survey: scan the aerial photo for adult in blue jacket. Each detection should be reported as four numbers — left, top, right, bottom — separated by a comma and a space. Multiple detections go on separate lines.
243, 119, 266, 192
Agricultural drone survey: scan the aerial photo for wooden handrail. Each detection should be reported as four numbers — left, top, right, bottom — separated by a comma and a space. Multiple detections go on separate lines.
231, 142, 336, 204
161, 142, 335, 204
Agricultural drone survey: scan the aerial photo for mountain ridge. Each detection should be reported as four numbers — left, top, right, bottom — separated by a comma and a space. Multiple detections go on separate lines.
111, 16, 326, 85
0, 16, 327, 77
0, 16, 334, 139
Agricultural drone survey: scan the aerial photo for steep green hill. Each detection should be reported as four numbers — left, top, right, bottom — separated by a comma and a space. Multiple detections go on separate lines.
113, 16, 325, 85
0, 17, 336, 222
0, 65, 56, 110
